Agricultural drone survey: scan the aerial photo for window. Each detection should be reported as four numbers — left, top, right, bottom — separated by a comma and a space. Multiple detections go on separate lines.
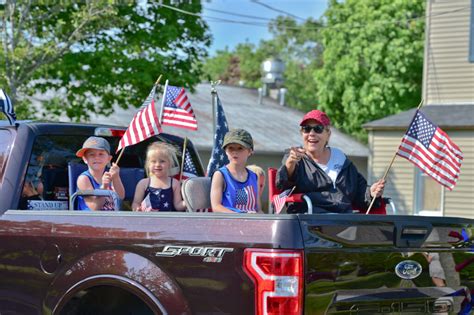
414, 168, 444, 216
19, 135, 88, 210
470, 0, 474, 62
19, 133, 203, 211
0, 129, 15, 183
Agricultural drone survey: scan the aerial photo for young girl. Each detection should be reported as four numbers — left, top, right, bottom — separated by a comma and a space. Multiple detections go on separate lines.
76, 136, 125, 211
210, 129, 260, 213
132, 142, 186, 212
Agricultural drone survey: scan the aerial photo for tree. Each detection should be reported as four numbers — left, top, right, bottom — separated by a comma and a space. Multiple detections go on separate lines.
201, 16, 323, 111
0, 1, 210, 121
201, 48, 234, 84
315, 0, 425, 141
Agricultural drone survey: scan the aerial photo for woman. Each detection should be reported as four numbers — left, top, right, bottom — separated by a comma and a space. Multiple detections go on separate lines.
276, 109, 385, 213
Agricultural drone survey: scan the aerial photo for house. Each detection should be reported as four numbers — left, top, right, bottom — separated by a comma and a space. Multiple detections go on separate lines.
364, 0, 474, 218
87, 83, 370, 209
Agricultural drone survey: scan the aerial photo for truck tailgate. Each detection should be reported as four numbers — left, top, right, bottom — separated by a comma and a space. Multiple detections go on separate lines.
299, 214, 474, 315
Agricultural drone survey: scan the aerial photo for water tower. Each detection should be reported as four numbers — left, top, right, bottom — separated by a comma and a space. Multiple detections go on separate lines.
260, 57, 286, 105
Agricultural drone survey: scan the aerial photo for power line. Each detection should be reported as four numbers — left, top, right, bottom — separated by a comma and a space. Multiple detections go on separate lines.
158, 3, 469, 32
159, 3, 269, 26
203, 7, 274, 21
205, 18, 268, 27
159, 3, 318, 30
250, 0, 306, 21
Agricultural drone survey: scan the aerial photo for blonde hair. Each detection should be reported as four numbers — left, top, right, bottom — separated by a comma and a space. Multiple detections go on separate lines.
247, 164, 265, 179
145, 142, 179, 177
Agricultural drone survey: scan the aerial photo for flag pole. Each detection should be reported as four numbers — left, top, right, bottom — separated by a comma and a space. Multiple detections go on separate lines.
179, 136, 188, 183
154, 74, 162, 86
159, 79, 169, 125
366, 98, 425, 214
115, 75, 163, 165
210, 80, 221, 135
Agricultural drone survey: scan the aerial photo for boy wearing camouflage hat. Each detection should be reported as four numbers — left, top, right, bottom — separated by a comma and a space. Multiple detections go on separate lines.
210, 129, 260, 213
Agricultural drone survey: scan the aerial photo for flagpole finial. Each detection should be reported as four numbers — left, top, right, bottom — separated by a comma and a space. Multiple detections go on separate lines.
210, 80, 221, 94
416, 98, 424, 110
154, 75, 163, 86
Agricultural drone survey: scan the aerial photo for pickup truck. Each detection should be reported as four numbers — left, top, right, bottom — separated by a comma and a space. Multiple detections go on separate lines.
0, 120, 473, 315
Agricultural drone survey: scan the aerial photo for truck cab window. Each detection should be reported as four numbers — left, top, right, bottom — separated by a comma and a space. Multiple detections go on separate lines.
20, 135, 87, 210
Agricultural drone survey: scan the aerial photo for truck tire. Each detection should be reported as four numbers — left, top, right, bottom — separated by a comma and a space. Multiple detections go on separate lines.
59, 285, 156, 315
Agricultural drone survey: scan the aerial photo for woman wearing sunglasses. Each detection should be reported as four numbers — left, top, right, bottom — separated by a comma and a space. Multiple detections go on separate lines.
276, 109, 385, 214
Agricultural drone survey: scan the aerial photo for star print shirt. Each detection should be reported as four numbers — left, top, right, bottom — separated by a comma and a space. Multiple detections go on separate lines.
143, 178, 176, 212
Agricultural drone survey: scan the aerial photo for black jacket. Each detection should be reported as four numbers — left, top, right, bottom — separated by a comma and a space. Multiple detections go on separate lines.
276, 149, 380, 213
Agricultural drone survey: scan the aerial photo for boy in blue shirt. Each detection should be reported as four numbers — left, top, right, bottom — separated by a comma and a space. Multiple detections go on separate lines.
75, 136, 125, 210
210, 129, 260, 213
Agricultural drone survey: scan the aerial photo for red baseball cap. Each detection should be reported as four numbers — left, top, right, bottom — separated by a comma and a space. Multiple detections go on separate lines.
299, 109, 331, 126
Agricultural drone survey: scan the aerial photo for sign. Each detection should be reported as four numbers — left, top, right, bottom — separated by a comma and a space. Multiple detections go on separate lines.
27, 200, 68, 210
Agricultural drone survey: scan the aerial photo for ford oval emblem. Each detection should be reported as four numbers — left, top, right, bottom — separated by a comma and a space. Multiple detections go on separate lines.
395, 260, 423, 280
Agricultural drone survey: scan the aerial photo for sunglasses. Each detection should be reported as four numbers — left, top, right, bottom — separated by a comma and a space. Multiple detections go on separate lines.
301, 125, 326, 134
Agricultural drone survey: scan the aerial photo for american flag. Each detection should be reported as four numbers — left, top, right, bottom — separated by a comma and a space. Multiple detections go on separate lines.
181, 148, 198, 179
397, 110, 463, 190
161, 85, 198, 130
117, 85, 162, 152
207, 94, 229, 177
173, 147, 199, 181
273, 188, 294, 214
235, 185, 257, 212
0, 89, 16, 125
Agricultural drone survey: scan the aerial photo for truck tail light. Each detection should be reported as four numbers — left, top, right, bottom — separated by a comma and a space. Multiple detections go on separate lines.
94, 128, 125, 137
244, 249, 303, 315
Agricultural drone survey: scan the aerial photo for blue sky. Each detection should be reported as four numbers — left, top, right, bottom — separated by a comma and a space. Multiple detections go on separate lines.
202, 0, 328, 54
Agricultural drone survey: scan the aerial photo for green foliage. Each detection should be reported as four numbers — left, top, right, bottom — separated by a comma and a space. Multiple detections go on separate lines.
201, 16, 323, 111
201, 48, 234, 83
1, 1, 211, 121
202, 1, 425, 142
316, 0, 425, 141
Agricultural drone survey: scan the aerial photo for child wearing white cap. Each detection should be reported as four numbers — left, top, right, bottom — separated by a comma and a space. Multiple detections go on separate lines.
75, 136, 125, 210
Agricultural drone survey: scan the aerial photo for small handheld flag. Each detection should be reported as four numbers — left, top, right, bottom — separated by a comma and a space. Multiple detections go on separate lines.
182, 148, 199, 179
117, 85, 162, 152
273, 187, 295, 214
397, 110, 463, 190
161, 85, 198, 130
0, 89, 16, 125
207, 93, 229, 177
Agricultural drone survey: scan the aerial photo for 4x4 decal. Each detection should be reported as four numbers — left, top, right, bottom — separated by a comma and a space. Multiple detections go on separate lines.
155, 245, 234, 263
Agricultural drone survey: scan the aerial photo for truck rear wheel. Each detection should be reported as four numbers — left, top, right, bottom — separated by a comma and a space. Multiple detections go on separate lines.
59, 285, 158, 315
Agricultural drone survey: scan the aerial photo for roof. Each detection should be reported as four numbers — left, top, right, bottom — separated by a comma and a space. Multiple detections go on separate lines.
86, 83, 369, 157
363, 105, 474, 130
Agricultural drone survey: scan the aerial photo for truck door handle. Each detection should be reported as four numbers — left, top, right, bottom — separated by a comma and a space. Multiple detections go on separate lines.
394, 222, 432, 248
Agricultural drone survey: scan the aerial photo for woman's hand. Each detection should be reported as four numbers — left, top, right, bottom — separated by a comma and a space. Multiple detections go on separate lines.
370, 179, 386, 198
285, 147, 306, 177
286, 147, 305, 164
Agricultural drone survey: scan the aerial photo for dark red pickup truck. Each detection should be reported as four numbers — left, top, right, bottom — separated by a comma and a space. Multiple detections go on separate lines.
0, 120, 473, 315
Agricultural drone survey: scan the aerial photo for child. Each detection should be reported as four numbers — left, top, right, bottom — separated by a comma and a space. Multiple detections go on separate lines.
76, 136, 125, 211
247, 164, 266, 212
132, 142, 186, 212
210, 129, 260, 213
246, 164, 265, 199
